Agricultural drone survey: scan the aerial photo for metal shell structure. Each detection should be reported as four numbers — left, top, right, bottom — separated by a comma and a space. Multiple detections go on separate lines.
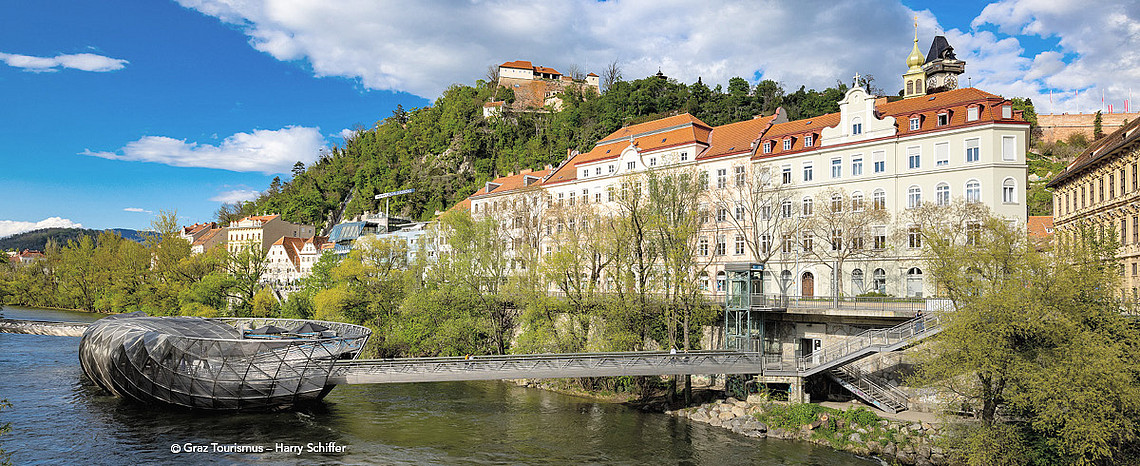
79, 313, 370, 411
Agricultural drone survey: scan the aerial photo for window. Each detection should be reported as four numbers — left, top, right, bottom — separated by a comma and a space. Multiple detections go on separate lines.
1099, 178, 1105, 203
715, 236, 726, 256
967, 106, 979, 121
763, 141, 772, 154
782, 165, 793, 184
595, 167, 601, 175
568, 191, 576, 206
909, 117, 921, 131
1002, 105, 1012, 119
783, 139, 792, 150
873, 150, 886, 173
966, 180, 981, 203
760, 233, 772, 254
582, 189, 589, 204
852, 117, 863, 135
649, 157, 657, 167
609, 164, 615, 173
831, 158, 842, 178
907, 146, 921, 169
831, 229, 842, 251
627, 161, 636, 170
781, 199, 793, 218
680, 151, 688, 161
802, 231, 813, 252
873, 226, 887, 250
935, 142, 949, 166
735, 166, 745, 187
1002, 178, 1016, 203
965, 138, 980, 163
717, 208, 727, 222
582, 169, 589, 178
607, 186, 614, 202
831, 194, 844, 212
1134, 215, 1138, 244
908, 225, 922, 248
698, 204, 708, 224
717, 168, 727, 188
735, 235, 745, 255
1124, 218, 1129, 245
852, 155, 863, 176
966, 222, 981, 246
802, 197, 814, 216
852, 192, 865, 211
735, 204, 745, 221
804, 135, 814, 147
782, 234, 795, 253
936, 183, 950, 206
873, 268, 887, 293
803, 162, 814, 182
852, 269, 865, 294
761, 204, 772, 220
873, 189, 887, 210
907, 185, 922, 209
937, 113, 949, 126
1002, 135, 1016, 161
595, 192, 602, 203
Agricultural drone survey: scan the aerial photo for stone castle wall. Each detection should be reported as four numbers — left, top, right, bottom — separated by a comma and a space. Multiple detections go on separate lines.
1039, 112, 1140, 143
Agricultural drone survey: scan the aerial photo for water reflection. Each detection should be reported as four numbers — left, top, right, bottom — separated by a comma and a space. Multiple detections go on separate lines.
0, 306, 875, 465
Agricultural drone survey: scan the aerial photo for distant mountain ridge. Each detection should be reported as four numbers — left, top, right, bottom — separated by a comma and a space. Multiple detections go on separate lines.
0, 227, 147, 252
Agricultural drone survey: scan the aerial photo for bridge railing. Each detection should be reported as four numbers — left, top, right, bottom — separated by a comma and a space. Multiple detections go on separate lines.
796, 300, 952, 373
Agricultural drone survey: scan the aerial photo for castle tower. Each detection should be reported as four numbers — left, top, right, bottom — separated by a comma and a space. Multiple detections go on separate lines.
902, 17, 926, 98
921, 36, 966, 94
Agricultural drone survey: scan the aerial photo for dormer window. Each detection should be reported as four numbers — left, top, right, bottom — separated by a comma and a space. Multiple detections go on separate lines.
783, 139, 792, 151
852, 117, 863, 135
804, 135, 813, 147
680, 151, 689, 161
967, 106, 979, 122
763, 141, 772, 154
609, 164, 615, 173
627, 161, 636, 170
1002, 105, 1013, 119
937, 112, 949, 126
649, 157, 657, 166
909, 117, 921, 131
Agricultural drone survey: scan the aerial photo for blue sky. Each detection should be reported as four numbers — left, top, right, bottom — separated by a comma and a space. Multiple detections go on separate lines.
1, 0, 1136, 235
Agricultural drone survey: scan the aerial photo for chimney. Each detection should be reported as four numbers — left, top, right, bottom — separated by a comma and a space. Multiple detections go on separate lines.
520, 168, 531, 174
545, 164, 552, 170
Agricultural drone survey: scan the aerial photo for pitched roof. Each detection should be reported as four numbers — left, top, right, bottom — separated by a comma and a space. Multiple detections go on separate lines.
500, 60, 533, 70
1048, 117, 1140, 187
702, 112, 782, 160
755, 112, 842, 159
1027, 216, 1054, 239
533, 66, 561, 75
876, 87, 1004, 118
469, 169, 553, 197
191, 228, 223, 246
545, 114, 713, 185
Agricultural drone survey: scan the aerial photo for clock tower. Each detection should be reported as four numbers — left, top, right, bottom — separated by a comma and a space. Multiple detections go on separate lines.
902, 17, 926, 99
922, 36, 966, 94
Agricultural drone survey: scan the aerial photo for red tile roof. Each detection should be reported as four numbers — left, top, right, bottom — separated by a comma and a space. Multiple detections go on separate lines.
545, 114, 713, 185
701, 112, 783, 160
533, 66, 561, 76
500, 60, 533, 70
753, 112, 841, 159
469, 169, 553, 197
192, 228, 223, 246
1027, 216, 1054, 239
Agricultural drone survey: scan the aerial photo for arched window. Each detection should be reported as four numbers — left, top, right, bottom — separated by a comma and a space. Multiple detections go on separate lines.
936, 183, 950, 206
906, 267, 924, 297
851, 191, 865, 211
1003, 178, 1017, 203
907, 185, 922, 209
698, 272, 709, 290
852, 268, 865, 294
873, 189, 887, 210
966, 180, 981, 203
716, 271, 726, 292
907, 80, 914, 95
872, 268, 886, 293
831, 193, 843, 212
781, 199, 793, 218
780, 270, 793, 293
802, 197, 814, 216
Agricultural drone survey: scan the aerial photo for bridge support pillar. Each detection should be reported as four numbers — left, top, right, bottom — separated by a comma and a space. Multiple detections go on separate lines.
754, 375, 809, 404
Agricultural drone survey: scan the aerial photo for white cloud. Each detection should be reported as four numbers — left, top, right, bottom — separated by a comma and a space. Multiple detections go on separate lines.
176, 0, 1140, 116
82, 126, 326, 174
0, 51, 127, 72
123, 207, 153, 214
0, 217, 84, 239
210, 189, 262, 204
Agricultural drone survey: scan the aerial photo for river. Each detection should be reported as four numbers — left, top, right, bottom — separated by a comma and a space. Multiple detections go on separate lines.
0, 306, 876, 465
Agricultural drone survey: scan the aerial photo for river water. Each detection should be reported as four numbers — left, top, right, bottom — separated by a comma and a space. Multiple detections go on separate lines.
0, 306, 875, 465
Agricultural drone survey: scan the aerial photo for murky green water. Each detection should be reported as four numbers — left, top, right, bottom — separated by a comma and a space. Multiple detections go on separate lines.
0, 306, 875, 464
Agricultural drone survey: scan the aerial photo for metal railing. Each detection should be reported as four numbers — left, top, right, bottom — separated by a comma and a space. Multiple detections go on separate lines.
796, 301, 950, 375
827, 364, 909, 413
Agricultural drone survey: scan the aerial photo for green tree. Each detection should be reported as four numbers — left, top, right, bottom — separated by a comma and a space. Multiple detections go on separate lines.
1094, 110, 1104, 140
909, 203, 1140, 465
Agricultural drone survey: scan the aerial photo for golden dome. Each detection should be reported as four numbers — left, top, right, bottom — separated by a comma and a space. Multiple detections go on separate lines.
906, 38, 925, 70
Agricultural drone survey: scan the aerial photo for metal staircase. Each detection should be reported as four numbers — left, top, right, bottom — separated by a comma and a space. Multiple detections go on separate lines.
797, 304, 947, 376
826, 363, 909, 414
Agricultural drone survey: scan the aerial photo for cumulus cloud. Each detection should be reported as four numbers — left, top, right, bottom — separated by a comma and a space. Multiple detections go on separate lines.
0, 217, 84, 239
0, 51, 127, 72
176, 0, 1140, 116
210, 189, 262, 204
82, 126, 326, 174
123, 207, 153, 214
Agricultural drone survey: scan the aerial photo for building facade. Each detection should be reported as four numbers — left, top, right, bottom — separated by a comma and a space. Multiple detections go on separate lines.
226, 214, 315, 255
1047, 117, 1140, 296
265, 235, 328, 284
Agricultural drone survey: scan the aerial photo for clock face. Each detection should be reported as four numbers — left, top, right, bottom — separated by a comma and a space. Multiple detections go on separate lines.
946, 75, 958, 88
927, 76, 938, 89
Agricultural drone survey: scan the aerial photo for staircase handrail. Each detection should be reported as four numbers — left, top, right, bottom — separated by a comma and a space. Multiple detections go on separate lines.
834, 364, 909, 409
798, 299, 952, 371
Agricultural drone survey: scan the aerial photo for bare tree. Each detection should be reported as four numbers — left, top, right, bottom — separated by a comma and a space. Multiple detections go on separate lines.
564, 63, 585, 81
601, 60, 622, 93
801, 187, 892, 299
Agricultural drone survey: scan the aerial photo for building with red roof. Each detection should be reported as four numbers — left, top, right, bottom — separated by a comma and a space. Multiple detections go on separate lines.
496, 60, 600, 109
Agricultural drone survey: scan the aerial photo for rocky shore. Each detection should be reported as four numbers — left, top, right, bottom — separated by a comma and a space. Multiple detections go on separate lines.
668, 398, 949, 465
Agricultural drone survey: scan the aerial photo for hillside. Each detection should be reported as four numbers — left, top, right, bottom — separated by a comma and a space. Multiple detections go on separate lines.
0, 228, 145, 252
222, 74, 860, 230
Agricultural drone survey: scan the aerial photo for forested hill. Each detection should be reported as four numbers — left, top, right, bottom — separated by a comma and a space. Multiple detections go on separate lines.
220, 74, 869, 229
0, 228, 144, 251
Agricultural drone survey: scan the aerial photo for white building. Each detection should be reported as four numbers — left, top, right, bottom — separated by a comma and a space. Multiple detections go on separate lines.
264, 236, 328, 284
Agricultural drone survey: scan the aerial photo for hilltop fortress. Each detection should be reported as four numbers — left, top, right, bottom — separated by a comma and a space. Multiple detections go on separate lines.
492, 60, 600, 111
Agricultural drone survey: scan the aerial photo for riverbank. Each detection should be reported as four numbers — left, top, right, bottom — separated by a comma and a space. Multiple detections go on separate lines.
669, 397, 949, 465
